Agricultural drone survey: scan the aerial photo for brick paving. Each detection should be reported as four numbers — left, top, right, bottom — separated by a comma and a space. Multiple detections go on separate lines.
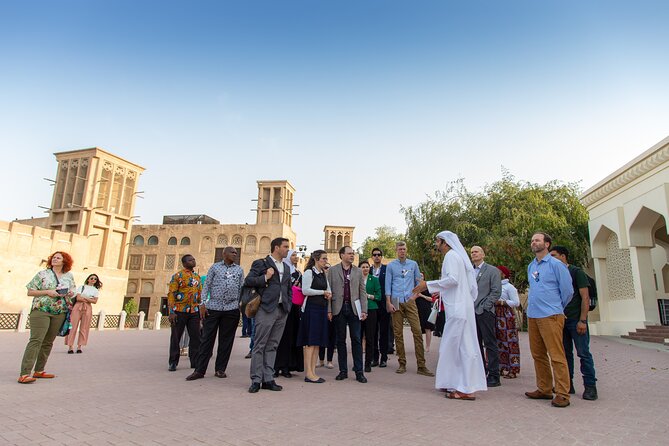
1, 328, 668, 446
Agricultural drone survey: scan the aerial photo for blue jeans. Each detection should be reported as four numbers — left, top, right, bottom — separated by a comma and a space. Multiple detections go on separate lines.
242, 313, 252, 336
562, 318, 597, 386
334, 302, 363, 373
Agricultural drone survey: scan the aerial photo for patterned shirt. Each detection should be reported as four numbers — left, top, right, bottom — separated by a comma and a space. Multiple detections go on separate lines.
26, 269, 76, 315
168, 269, 202, 314
202, 262, 244, 311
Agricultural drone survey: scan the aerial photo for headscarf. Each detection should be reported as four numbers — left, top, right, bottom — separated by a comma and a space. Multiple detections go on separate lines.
436, 231, 478, 301
497, 265, 511, 280
283, 249, 297, 274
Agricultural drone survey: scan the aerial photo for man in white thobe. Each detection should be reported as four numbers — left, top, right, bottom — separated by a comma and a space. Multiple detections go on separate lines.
413, 231, 487, 400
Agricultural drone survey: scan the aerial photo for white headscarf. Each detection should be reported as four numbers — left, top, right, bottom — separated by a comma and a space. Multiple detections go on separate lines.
437, 231, 478, 301
283, 249, 297, 274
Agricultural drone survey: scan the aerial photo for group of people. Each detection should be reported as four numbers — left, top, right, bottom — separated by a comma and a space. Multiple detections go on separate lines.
18, 251, 101, 384
166, 232, 598, 407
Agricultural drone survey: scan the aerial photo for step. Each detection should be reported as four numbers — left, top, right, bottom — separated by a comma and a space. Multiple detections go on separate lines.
640, 325, 669, 332
622, 335, 668, 344
635, 328, 669, 335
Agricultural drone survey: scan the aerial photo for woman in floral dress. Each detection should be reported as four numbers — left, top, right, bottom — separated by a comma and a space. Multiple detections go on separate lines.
495, 266, 520, 378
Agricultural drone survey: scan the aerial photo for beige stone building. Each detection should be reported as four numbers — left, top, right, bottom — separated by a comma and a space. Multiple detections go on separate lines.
581, 135, 669, 335
0, 148, 144, 315
125, 180, 299, 317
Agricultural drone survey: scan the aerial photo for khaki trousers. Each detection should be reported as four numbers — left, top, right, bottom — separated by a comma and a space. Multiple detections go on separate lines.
20, 310, 65, 376
391, 299, 426, 368
528, 314, 570, 399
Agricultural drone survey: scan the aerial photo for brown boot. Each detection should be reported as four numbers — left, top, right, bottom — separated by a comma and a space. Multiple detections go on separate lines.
551, 395, 570, 407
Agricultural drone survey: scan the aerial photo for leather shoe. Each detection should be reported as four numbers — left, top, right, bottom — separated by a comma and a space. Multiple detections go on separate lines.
486, 377, 501, 387
261, 381, 283, 391
244, 352, 252, 359
214, 371, 227, 378
371, 360, 379, 367
335, 371, 348, 381
417, 367, 435, 377
168, 363, 177, 372
525, 390, 553, 400
396, 365, 407, 374
248, 382, 261, 393
379, 361, 387, 368
551, 395, 570, 407
364, 365, 371, 373
186, 371, 204, 381
279, 370, 293, 378
355, 372, 367, 383
582, 385, 598, 401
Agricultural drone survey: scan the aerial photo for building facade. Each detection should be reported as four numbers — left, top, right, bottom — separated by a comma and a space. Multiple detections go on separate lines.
581, 136, 669, 335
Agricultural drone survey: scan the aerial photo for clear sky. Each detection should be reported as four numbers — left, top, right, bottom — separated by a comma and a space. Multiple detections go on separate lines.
1, 0, 668, 253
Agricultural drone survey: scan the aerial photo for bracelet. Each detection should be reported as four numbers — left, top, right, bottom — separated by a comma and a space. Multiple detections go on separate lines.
579, 320, 587, 324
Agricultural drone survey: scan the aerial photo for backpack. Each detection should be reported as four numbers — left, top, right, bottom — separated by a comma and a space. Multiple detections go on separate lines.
569, 266, 597, 311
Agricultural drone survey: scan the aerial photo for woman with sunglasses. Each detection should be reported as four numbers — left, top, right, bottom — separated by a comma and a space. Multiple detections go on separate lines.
19, 251, 76, 384
66, 274, 102, 354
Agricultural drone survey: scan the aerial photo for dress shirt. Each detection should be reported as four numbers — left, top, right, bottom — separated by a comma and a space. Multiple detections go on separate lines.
202, 262, 244, 311
385, 258, 421, 303
499, 279, 520, 308
301, 268, 332, 296
527, 255, 574, 318
271, 255, 285, 303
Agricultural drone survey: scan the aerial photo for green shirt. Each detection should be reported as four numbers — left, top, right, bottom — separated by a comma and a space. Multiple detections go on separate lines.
364, 275, 382, 310
26, 269, 76, 315
564, 265, 589, 320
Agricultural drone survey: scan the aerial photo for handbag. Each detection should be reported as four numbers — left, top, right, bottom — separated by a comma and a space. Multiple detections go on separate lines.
244, 288, 261, 318
427, 299, 439, 325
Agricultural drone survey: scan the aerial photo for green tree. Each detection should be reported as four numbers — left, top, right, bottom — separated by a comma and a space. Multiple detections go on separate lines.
402, 174, 590, 291
359, 226, 402, 261
123, 298, 138, 315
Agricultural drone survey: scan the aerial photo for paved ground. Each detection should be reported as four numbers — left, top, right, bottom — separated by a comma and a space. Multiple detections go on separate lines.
1, 327, 668, 446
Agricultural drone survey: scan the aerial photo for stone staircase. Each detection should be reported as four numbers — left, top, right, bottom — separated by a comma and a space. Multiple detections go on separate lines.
622, 325, 669, 345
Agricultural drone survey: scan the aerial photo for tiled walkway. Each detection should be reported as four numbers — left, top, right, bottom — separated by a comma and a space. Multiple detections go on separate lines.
1, 328, 668, 445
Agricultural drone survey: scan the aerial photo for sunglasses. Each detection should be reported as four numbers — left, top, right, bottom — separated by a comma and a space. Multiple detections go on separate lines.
372, 253, 382, 257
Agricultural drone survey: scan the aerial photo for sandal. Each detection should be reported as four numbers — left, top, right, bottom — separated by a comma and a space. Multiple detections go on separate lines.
33, 371, 56, 379
18, 375, 36, 384
503, 372, 517, 379
446, 391, 476, 401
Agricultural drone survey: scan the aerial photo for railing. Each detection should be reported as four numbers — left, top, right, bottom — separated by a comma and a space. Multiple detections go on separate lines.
0, 310, 166, 332
0, 313, 20, 330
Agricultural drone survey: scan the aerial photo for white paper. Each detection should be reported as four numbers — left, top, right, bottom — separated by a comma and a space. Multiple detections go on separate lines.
354, 299, 363, 320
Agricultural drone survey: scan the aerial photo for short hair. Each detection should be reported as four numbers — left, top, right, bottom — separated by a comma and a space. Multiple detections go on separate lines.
181, 254, 193, 264
339, 245, 353, 257
550, 245, 569, 261
359, 260, 370, 268
224, 246, 237, 253
534, 232, 552, 248
47, 251, 73, 273
371, 247, 383, 255
271, 237, 289, 253
395, 241, 407, 248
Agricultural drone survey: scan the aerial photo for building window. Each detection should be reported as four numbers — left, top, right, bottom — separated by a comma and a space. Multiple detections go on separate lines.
245, 235, 257, 253
273, 187, 282, 209
144, 255, 157, 270
168, 237, 177, 245
133, 235, 144, 246
180, 237, 191, 246
217, 234, 228, 245
129, 255, 142, 270
165, 255, 175, 270
147, 236, 159, 245
232, 234, 242, 246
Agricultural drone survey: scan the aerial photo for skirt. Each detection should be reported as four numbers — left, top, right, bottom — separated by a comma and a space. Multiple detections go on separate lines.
415, 296, 435, 332
495, 303, 520, 375
297, 301, 329, 347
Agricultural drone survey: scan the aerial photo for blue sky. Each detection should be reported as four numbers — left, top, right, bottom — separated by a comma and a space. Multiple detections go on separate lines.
1, 0, 668, 253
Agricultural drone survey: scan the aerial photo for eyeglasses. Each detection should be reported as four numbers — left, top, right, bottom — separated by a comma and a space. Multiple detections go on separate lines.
372, 253, 382, 257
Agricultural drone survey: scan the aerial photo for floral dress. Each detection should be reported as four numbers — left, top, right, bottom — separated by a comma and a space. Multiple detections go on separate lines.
26, 269, 76, 315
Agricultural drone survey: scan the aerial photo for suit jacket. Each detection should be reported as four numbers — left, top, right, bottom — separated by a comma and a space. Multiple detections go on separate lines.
326, 263, 368, 317
474, 262, 502, 315
244, 255, 293, 313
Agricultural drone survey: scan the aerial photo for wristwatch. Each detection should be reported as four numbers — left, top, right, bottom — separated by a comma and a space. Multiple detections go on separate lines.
579, 320, 587, 324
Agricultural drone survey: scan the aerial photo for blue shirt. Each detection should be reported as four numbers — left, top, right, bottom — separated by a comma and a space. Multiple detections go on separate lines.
527, 254, 574, 318
202, 262, 244, 311
385, 258, 421, 303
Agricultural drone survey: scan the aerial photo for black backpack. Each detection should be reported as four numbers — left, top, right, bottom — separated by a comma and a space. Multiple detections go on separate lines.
569, 266, 598, 311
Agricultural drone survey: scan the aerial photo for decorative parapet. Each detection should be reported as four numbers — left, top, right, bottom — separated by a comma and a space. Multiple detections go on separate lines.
580, 136, 669, 208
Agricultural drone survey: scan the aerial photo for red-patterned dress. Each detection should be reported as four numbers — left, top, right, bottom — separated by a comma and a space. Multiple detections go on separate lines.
496, 279, 520, 376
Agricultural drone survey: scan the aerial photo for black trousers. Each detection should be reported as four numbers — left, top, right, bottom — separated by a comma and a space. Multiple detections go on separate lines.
364, 309, 378, 367
318, 319, 336, 362
476, 310, 500, 379
374, 305, 390, 362
169, 312, 201, 367
195, 309, 240, 375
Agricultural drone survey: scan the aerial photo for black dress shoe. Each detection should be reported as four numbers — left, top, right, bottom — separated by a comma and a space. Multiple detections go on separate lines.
279, 370, 293, 378
168, 363, 177, 372
335, 371, 348, 381
355, 372, 368, 383
261, 380, 283, 391
304, 377, 326, 383
379, 361, 387, 368
371, 360, 379, 367
364, 365, 372, 373
248, 382, 261, 393
273, 371, 279, 378
214, 371, 227, 378
186, 371, 205, 381
487, 377, 501, 387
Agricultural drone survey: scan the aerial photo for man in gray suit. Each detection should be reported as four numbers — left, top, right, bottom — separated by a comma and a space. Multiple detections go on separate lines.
471, 245, 502, 387
244, 237, 293, 393
327, 246, 369, 383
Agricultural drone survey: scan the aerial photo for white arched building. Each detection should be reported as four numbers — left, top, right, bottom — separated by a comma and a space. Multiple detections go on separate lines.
581, 136, 669, 335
